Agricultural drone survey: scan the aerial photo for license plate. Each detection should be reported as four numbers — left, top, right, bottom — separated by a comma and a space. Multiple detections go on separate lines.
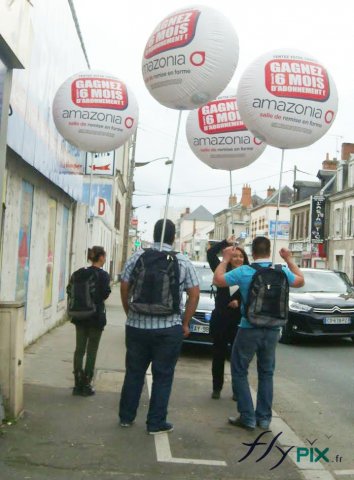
190, 324, 210, 334
324, 317, 351, 325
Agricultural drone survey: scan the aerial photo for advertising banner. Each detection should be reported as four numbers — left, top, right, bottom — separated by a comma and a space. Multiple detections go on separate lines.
186, 91, 266, 171
237, 49, 338, 149
310, 195, 325, 244
269, 220, 290, 239
142, 6, 239, 110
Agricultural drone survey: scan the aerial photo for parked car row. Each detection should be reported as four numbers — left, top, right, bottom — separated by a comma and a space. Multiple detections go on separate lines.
183, 263, 354, 346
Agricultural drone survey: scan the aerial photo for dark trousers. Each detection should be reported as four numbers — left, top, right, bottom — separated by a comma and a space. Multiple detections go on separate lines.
119, 325, 183, 429
73, 324, 103, 379
212, 324, 237, 392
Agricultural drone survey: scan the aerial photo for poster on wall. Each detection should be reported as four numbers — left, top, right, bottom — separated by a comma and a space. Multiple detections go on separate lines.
15, 181, 34, 304
0, 58, 6, 123
44, 199, 57, 308
310, 195, 325, 244
58, 206, 69, 301
269, 220, 290, 239
82, 183, 113, 207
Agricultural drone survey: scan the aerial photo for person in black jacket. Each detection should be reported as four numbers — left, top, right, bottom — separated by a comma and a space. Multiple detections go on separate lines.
207, 237, 249, 399
70, 246, 111, 396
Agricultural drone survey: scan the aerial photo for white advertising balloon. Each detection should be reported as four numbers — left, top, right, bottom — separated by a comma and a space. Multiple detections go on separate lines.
237, 49, 338, 149
186, 92, 266, 170
142, 6, 239, 110
53, 71, 139, 153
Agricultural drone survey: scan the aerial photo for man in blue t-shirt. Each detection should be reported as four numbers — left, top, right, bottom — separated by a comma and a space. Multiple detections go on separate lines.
213, 236, 304, 431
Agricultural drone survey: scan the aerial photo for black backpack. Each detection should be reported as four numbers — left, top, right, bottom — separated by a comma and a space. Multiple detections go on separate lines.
128, 249, 180, 316
67, 268, 99, 320
246, 264, 289, 327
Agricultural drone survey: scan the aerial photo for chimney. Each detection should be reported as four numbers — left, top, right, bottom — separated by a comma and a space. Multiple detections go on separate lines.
322, 153, 338, 170
341, 143, 354, 161
180, 207, 190, 218
240, 184, 252, 208
229, 194, 237, 207
267, 186, 276, 198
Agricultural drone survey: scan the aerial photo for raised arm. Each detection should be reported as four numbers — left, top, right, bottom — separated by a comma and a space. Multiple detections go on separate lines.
279, 248, 305, 288
213, 246, 236, 287
207, 237, 233, 272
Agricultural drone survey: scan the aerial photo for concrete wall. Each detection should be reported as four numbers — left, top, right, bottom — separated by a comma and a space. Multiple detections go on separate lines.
0, 152, 78, 346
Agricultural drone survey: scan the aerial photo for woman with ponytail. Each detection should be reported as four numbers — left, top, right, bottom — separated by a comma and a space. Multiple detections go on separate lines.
68, 246, 111, 396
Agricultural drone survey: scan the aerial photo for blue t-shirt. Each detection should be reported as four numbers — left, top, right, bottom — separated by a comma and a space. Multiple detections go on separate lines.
224, 262, 296, 328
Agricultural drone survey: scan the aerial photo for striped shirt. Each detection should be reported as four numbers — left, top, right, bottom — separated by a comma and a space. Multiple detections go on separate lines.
121, 243, 199, 329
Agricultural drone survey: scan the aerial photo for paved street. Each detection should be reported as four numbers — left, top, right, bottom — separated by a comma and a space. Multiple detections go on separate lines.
0, 286, 353, 480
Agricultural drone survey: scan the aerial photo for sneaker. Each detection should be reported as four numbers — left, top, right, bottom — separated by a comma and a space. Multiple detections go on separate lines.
72, 386, 83, 396
120, 420, 135, 428
228, 416, 255, 431
147, 422, 174, 435
81, 384, 95, 396
257, 420, 270, 430
211, 390, 221, 399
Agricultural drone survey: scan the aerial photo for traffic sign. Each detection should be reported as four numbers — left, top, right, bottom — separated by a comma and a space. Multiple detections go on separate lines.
131, 218, 138, 227
135, 240, 141, 248
85, 151, 116, 176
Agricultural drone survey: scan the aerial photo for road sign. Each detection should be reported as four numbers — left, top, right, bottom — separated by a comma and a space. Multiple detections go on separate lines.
85, 151, 116, 176
135, 240, 141, 248
131, 217, 138, 227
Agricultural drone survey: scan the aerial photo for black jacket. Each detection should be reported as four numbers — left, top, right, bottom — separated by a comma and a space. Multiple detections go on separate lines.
207, 240, 241, 333
71, 266, 111, 330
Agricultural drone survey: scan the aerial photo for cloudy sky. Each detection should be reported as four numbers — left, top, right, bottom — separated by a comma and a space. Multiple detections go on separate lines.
74, 0, 354, 241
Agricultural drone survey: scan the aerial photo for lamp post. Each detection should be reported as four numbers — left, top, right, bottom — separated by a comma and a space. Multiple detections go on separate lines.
121, 153, 171, 268
135, 157, 172, 168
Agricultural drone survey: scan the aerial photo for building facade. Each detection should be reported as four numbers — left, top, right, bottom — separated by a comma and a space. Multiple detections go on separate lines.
328, 144, 354, 282
213, 185, 263, 243
289, 156, 337, 268
247, 186, 293, 263
175, 205, 214, 261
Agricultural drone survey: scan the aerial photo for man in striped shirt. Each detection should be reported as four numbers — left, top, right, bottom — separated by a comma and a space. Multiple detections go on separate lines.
119, 219, 200, 435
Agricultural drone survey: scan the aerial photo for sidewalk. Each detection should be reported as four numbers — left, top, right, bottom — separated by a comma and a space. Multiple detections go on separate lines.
0, 286, 303, 480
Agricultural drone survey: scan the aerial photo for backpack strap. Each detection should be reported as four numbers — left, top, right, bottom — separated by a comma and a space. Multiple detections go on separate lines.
251, 263, 270, 271
274, 264, 283, 271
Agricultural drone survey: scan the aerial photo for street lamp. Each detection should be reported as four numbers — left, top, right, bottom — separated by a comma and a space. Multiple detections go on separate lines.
135, 156, 172, 167
132, 204, 151, 210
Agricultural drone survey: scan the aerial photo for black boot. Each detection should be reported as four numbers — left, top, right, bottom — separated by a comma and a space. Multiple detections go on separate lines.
81, 374, 95, 396
72, 370, 84, 396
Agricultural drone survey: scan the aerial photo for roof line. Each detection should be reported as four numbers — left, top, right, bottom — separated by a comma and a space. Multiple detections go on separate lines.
68, 0, 91, 69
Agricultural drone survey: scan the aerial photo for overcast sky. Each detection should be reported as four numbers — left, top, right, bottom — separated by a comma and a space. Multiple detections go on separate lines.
74, 0, 354, 241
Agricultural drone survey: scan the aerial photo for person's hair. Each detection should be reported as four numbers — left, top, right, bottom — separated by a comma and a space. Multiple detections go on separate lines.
235, 246, 250, 266
226, 246, 249, 271
252, 236, 271, 258
153, 219, 176, 245
88, 246, 106, 263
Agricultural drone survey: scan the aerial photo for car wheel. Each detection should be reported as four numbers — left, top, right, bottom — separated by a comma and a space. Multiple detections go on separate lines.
279, 323, 295, 344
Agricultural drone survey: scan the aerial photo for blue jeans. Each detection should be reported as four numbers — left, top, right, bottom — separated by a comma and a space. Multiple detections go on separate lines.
231, 328, 279, 427
119, 325, 183, 429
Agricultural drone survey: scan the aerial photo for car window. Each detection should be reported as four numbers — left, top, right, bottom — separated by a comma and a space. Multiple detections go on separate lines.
291, 270, 352, 294
195, 267, 213, 292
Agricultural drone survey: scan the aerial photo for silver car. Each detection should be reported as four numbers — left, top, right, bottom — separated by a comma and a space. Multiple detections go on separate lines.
183, 262, 214, 346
